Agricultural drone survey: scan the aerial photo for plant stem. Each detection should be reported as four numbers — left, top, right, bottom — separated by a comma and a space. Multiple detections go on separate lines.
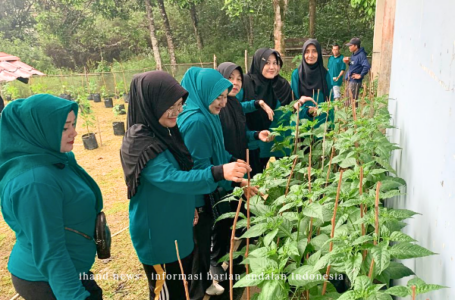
368, 181, 381, 279
322, 170, 343, 295
325, 147, 335, 187
175, 240, 190, 300
229, 195, 244, 300
359, 166, 367, 260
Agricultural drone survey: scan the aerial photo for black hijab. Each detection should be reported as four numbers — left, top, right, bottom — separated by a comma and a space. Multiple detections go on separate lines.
243, 48, 282, 131
297, 39, 330, 101
272, 58, 294, 106
120, 71, 192, 199
217, 62, 248, 161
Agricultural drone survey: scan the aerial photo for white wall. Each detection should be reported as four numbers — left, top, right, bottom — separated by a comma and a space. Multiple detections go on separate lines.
387, 0, 455, 298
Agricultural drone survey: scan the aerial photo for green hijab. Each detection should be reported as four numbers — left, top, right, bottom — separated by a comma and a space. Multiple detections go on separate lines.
0, 94, 103, 212
177, 67, 233, 165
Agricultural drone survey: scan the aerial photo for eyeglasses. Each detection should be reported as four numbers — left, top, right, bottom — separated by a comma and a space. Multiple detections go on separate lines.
167, 103, 183, 117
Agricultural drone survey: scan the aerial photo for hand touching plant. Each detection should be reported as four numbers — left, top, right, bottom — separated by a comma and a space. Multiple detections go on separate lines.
258, 130, 275, 142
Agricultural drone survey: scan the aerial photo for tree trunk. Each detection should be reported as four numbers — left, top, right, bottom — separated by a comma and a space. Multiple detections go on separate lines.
248, 15, 254, 48
145, 0, 162, 70
273, 0, 284, 55
189, 2, 203, 50
309, 0, 316, 38
156, 0, 177, 67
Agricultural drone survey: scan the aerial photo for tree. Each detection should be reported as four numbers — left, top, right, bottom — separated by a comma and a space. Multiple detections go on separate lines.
309, 0, 316, 38
0, 0, 35, 40
156, 0, 177, 66
273, 0, 285, 54
174, 0, 204, 50
144, 0, 163, 70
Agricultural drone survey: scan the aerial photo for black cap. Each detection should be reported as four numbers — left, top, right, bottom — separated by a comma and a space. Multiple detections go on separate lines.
346, 37, 361, 47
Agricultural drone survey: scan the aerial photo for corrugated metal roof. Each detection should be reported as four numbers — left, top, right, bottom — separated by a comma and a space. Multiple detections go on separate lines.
0, 52, 45, 83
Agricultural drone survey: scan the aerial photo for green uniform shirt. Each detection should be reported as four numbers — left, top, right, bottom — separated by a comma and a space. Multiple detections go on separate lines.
327, 55, 346, 86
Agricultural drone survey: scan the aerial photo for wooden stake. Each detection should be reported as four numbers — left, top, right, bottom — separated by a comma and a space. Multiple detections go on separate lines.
368, 182, 381, 279
112, 70, 118, 98
213, 54, 217, 69
322, 170, 343, 295
97, 117, 103, 147
175, 241, 190, 300
245, 149, 251, 300
411, 285, 416, 300
229, 150, 251, 300
359, 167, 367, 260
325, 146, 335, 187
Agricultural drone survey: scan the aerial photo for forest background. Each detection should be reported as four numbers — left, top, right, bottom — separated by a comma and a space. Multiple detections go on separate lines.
0, 0, 375, 77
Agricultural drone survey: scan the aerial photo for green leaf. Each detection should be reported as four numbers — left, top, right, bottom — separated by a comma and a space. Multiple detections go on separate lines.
340, 157, 357, 168
384, 286, 411, 297
369, 168, 388, 175
352, 235, 374, 246
264, 229, 278, 247
302, 202, 325, 221
407, 277, 448, 295
345, 253, 363, 283
216, 212, 245, 223
371, 246, 390, 274
365, 292, 393, 300
234, 271, 265, 287
240, 223, 269, 239
307, 250, 322, 266
313, 253, 331, 270
288, 265, 325, 287
298, 238, 308, 257
311, 234, 330, 251
337, 290, 360, 300
387, 209, 419, 220
354, 275, 372, 291
259, 280, 286, 300
248, 257, 278, 273
389, 231, 416, 242
389, 243, 435, 259
383, 262, 414, 280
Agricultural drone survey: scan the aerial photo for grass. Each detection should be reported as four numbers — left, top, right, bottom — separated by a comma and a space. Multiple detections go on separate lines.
0, 97, 148, 300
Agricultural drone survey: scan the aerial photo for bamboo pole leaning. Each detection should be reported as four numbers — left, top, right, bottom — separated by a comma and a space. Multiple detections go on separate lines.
245, 149, 251, 300
229, 149, 250, 300
175, 241, 190, 300
322, 170, 344, 295
368, 182, 381, 279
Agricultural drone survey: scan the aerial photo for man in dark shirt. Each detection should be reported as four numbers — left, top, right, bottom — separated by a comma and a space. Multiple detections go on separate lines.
344, 37, 371, 102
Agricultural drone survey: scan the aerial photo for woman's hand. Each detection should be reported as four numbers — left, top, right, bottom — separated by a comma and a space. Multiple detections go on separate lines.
308, 106, 318, 117
193, 209, 199, 226
293, 96, 318, 111
240, 179, 259, 197
258, 100, 274, 121
223, 161, 251, 182
258, 130, 274, 142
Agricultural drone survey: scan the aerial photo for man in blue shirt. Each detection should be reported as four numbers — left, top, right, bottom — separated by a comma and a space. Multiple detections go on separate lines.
344, 37, 371, 102
327, 44, 346, 100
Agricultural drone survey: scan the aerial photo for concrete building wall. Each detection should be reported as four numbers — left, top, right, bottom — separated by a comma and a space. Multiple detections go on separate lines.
387, 0, 455, 298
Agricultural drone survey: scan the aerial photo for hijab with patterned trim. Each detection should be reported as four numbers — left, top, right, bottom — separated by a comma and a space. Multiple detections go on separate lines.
120, 71, 192, 199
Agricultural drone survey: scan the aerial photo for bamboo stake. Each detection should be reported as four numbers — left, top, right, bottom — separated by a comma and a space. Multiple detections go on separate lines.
229, 150, 250, 300
245, 149, 251, 300
359, 167, 367, 260
368, 182, 381, 279
97, 117, 103, 147
411, 285, 416, 300
112, 69, 118, 98
175, 241, 190, 300
322, 170, 344, 295
213, 54, 217, 69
